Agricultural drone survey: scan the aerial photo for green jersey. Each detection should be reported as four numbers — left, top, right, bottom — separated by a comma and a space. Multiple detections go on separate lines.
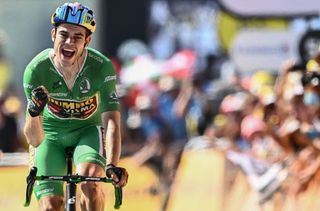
23, 48, 120, 140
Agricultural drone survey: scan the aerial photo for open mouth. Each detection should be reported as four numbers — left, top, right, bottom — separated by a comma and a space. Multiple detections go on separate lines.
61, 49, 75, 59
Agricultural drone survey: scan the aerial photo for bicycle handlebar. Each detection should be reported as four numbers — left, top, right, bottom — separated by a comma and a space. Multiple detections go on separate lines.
24, 166, 122, 209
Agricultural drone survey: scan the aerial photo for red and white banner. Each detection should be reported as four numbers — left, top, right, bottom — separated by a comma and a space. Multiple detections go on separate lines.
120, 50, 196, 85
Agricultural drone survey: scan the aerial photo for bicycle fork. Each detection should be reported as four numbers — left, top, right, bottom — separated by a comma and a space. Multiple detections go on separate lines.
66, 183, 76, 211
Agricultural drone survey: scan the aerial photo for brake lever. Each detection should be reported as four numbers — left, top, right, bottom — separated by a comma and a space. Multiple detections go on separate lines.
24, 166, 37, 207
114, 186, 122, 209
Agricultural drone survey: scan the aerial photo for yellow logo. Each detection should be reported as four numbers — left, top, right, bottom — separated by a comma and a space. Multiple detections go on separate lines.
48, 94, 98, 119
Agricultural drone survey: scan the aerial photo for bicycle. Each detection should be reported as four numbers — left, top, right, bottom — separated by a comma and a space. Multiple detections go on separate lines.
24, 147, 122, 211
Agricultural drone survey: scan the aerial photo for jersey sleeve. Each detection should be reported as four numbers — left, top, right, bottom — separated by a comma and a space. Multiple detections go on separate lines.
23, 63, 41, 101
99, 60, 120, 112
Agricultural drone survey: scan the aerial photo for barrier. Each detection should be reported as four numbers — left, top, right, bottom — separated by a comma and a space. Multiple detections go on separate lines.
167, 149, 226, 211
2, 150, 320, 211
0, 154, 162, 211
167, 148, 320, 211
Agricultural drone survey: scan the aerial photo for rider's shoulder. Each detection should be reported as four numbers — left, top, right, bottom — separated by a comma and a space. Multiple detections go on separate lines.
26, 48, 51, 69
87, 47, 112, 65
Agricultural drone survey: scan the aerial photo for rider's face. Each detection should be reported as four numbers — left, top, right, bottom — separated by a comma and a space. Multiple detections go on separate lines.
51, 23, 91, 67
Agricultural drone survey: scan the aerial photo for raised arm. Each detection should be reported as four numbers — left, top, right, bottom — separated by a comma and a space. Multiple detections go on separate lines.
24, 115, 45, 147
23, 86, 48, 147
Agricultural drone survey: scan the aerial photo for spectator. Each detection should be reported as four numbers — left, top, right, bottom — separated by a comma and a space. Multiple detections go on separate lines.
0, 109, 20, 152
0, 97, 22, 152
227, 114, 288, 204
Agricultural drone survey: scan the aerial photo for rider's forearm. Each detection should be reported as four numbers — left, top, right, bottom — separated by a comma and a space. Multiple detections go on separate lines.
23, 115, 45, 147
102, 111, 121, 166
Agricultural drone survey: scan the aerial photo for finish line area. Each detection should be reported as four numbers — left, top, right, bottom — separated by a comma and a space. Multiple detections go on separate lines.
1, 150, 320, 211
0, 153, 162, 211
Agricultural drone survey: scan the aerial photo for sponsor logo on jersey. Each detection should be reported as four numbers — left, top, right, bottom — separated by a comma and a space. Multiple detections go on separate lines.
50, 92, 68, 97
104, 75, 116, 82
36, 188, 54, 197
47, 94, 98, 119
52, 80, 63, 90
109, 91, 119, 101
23, 83, 33, 89
88, 53, 103, 63
79, 78, 91, 94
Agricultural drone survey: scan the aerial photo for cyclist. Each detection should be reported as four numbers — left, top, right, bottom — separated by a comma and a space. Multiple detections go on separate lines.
23, 2, 128, 211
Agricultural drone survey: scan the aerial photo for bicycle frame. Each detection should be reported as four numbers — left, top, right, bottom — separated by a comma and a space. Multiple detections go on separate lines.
24, 148, 122, 210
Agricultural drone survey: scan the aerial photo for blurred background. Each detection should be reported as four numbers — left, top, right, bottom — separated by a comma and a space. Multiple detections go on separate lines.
2, 0, 320, 210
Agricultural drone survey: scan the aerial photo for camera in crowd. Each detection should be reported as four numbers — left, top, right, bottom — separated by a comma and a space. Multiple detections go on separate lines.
301, 70, 320, 87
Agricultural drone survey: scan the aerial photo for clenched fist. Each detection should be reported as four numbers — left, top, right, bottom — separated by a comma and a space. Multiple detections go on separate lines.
28, 86, 48, 117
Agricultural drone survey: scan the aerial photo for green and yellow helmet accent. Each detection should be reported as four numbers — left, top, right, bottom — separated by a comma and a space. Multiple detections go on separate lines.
51, 2, 96, 34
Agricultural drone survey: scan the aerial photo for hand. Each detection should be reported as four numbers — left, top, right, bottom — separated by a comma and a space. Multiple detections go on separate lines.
106, 164, 129, 187
280, 59, 296, 75
28, 86, 48, 117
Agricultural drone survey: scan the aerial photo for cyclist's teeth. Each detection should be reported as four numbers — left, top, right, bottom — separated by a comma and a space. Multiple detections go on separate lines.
62, 49, 75, 57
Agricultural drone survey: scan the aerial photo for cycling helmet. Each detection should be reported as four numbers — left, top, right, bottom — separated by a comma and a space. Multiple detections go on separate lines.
51, 2, 96, 34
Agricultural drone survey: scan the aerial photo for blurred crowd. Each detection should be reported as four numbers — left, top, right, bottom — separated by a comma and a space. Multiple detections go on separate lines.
113, 42, 320, 207
0, 30, 25, 155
